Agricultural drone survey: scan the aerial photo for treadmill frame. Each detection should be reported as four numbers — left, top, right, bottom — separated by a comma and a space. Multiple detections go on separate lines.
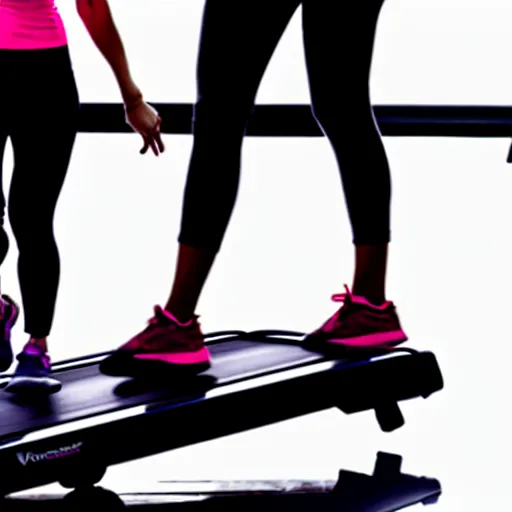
0, 331, 443, 496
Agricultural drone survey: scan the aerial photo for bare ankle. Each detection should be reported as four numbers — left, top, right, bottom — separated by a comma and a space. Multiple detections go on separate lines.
28, 337, 48, 353
353, 244, 388, 305
163, 243, 216, 326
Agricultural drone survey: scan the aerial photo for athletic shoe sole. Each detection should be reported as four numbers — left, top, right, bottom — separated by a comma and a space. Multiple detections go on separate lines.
100, 351, 211, 379
4, 375, 62, 395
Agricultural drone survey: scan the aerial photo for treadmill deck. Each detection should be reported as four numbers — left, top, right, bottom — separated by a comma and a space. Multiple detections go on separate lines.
0, 339, 327, 444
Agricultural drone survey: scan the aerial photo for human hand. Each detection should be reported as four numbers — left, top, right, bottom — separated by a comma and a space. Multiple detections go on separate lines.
125, 101, 165, 156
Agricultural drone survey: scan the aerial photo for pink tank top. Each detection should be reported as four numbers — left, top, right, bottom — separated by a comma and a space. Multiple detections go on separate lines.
0, 0, 67, 50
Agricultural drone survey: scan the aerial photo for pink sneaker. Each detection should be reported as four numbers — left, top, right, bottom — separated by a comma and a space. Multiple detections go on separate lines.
100, 306, 211, 377
304, 285, 408, 353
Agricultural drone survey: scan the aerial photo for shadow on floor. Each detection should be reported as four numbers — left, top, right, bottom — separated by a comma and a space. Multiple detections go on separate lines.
1, 452, 441, 511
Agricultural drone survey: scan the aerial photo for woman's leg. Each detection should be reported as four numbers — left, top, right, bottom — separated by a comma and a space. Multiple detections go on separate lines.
166, 0, 301, 322
0, 71, 20, 372
302, 0, 407, 349
100, 0, 301, 377
0, 137, 10, 271
4, 46, 79, 392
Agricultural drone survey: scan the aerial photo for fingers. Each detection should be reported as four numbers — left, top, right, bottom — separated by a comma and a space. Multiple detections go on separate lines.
140, 136, 163, 156
140, 140, 149, 155
149, 137, 160, 156
138, 116, 165, 156
153, 119, 165, 153
126, 104, 165, 156
154, 132, 165, 153
139, 135, 158, 156
149, 116, 165, 156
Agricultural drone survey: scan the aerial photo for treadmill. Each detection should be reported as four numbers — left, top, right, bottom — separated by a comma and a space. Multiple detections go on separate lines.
0, 329, 443, 497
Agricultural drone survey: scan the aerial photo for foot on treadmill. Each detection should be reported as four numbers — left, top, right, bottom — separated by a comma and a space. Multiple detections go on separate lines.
304, 285, 408, 353
99, 306, 211, 378
0, 294, 20, 373
4, 343, 61, 394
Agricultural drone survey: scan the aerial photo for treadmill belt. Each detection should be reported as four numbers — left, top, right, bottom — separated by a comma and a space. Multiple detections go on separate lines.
0, 339, 325, 444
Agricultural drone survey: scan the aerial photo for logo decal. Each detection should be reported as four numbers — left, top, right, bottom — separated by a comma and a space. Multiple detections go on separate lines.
16, 442, 83, 466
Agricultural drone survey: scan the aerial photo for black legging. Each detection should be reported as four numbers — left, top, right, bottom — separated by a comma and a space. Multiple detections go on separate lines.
179, 0, 391, 251
0, 46, 79, 338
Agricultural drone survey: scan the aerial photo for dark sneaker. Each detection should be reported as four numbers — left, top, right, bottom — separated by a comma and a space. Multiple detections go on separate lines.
0, 294, 19, 373
99, 305, 211, 378
4, 343, 61, 394
304, 285, 408, 353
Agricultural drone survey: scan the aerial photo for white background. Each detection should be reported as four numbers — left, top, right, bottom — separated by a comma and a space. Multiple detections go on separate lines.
4, 1, 512, 510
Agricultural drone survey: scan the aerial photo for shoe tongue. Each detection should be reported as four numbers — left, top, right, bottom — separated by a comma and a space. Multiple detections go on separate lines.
351, 294, 370, 305
154, 305, 179, 324
353, 294, 389, 307
153, 306, 195, 327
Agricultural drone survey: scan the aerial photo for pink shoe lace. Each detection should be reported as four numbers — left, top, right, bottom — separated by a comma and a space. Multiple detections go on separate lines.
321, 284, 392, 332
320, 285, 353, 331
332, 285, 391, 309
330, 284, 353, 305
148, 306, 197, 328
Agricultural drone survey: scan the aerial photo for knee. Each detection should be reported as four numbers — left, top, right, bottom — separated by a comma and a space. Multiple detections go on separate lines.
188, 96, 248, 181
311, 94, 376, 140
8, 206, 52, 247
193, 95, 252, 142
